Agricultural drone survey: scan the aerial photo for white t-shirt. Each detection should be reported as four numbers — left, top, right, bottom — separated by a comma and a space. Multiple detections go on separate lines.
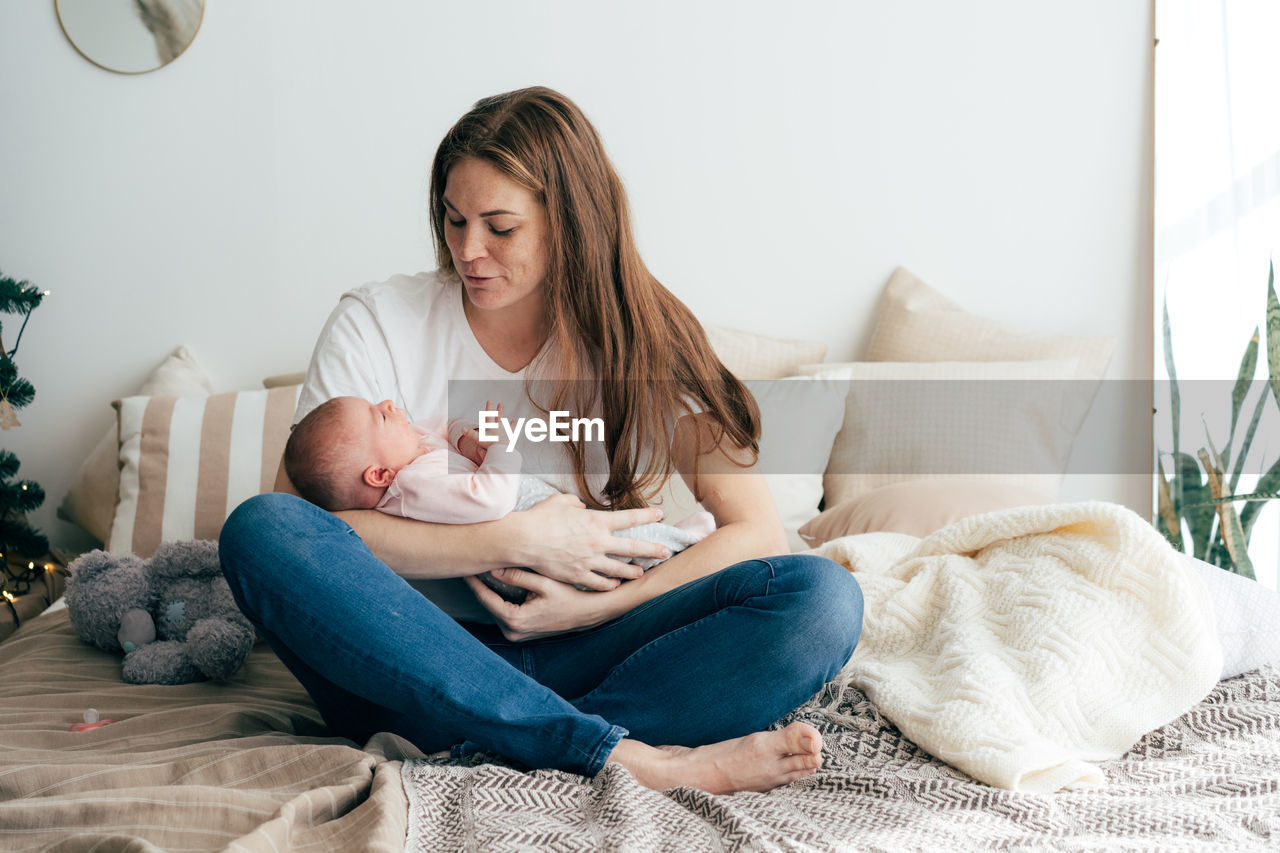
297, 269, 612, 621
297, 269, 613, 500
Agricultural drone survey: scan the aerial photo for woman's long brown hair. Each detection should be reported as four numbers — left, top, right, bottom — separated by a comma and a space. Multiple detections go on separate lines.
429, 87, 759, 509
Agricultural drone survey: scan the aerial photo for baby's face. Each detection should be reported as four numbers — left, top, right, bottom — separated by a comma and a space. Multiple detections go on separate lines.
337, 397, 422, 472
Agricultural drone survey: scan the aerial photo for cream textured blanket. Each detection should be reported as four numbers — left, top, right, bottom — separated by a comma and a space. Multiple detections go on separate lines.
811, 501, 1222, 793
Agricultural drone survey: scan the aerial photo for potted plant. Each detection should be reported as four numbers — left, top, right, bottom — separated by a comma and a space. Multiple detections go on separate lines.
1156, 261, 1280, 580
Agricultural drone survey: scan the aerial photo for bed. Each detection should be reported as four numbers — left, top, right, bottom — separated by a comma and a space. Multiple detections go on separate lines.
3, 605, 1278, 851
4, 268, 1280, 851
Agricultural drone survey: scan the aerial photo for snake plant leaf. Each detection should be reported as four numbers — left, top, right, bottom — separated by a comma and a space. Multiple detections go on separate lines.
1155, 459, 1184, 551
1174, 451, 1214, 559
1196, 448, 1255, 578
1219, 506, 1256, 579
1239, 452, 1280, 538
1224, 329, 1259, 465
1163, 295, 1181, 459
1267, 261, 1280, 412
1229, 385, 1267, 494
1183, 489, 1280, 509
1197, 447, 1223, 495
1203, 420, 1226, 477
1207, 538, 1233, 570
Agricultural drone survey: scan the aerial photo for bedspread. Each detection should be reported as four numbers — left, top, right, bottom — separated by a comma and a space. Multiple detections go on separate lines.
0, 608, 412, 851
403, 667, 1280, 851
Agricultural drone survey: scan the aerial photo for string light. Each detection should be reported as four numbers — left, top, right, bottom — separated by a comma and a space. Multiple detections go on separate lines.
2, 589, 18, 630
1, 555, 56, 600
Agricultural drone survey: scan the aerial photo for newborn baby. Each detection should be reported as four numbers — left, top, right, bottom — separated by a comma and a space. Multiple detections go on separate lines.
283, 396, 716, 602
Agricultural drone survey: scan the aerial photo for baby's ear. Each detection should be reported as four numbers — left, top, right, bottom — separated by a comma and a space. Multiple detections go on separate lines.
363, 465, 394, 488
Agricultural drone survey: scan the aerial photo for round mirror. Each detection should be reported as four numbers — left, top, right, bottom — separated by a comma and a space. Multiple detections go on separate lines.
56, 0, 204, 75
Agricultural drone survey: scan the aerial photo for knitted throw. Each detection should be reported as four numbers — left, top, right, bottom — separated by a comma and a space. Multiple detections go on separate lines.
811, 500, 1222, 792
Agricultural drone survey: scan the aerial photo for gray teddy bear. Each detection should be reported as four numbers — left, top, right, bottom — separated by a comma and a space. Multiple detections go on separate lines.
66, 540, 255, 685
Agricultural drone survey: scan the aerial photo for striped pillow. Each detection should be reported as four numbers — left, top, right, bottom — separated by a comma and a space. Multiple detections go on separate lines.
109, 386, 300, 557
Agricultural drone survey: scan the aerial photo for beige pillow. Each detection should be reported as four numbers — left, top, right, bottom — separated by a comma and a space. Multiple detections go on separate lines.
108, 385, 300, 558
704, 326, 828, 380
798, 360, 1080, 506
57, 346, 215, 543
799, 479, 1055, 546
867, 268, 1114, 378
263, 371, 306, 389
867, 267, 1113, 440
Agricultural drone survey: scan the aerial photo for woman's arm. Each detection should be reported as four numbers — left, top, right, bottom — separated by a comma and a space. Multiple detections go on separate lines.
464, 413, 789, 640
273, 460, 668, 587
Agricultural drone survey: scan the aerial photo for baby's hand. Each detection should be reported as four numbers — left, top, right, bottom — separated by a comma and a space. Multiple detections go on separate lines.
458, 402, 505, 465
457, 428, 487, 466
475, 401, 504, 451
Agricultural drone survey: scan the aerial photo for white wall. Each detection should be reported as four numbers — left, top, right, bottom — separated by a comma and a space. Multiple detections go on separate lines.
0, 1, 1154, 552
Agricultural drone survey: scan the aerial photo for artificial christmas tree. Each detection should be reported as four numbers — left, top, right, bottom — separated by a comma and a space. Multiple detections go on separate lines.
0, 272, 48, 561
0, 271, 64, 639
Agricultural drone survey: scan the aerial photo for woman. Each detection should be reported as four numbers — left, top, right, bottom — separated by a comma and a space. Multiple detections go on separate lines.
219, 87, 863, 794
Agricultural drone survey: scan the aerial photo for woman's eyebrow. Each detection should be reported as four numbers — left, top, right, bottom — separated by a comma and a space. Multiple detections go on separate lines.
441, 197, 521, 218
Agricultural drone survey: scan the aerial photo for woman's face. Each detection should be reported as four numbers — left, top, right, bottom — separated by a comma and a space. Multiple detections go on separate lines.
442, 157, 550, 318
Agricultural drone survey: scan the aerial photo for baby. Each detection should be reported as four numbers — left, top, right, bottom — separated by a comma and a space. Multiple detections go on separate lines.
283, 396, 716, 602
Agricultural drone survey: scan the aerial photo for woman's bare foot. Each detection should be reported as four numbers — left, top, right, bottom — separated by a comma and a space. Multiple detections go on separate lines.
605, 721, 823, 794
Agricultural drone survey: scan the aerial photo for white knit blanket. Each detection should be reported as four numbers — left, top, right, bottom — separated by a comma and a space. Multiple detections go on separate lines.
811, 501, 1222, 793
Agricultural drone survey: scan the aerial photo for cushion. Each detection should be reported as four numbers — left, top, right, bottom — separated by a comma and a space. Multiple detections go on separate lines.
703, 326, 828, 380
798, 479, 1055, 546
652, 377, 847, 552
798, 360, 1081, 507
1182, 554, 1280, 680
264, 371, 306, 389
865, 268, 1114, 441
108, 385, 301, 558
57, 346, 214, 543
867, 268, 1114, 380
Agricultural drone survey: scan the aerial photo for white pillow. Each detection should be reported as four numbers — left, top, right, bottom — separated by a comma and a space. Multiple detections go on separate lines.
1182, 554, 1280, 680
109, 385, 301, 557
57, 346, 215, 543
653, 377, 848, 552
798, 360, 1081, 506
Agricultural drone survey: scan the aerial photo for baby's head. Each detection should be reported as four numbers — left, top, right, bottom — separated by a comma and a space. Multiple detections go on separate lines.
284, 396, 422, 511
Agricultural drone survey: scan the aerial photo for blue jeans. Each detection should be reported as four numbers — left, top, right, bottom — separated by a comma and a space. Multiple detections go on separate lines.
218, 492, 863, 777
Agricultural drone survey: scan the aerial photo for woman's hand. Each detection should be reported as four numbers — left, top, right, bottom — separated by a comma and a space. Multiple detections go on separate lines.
507, 493, 671, 590
463, 569, 629, 641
